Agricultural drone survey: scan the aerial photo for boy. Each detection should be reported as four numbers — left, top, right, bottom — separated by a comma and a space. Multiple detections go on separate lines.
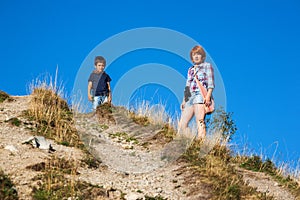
88, 56, 112, 110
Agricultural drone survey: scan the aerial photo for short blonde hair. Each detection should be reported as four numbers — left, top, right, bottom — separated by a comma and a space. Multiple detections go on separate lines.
190, 45, 206, 63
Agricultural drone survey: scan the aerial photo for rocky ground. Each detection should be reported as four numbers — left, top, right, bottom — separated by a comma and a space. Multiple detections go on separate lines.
0, 95, 297, 199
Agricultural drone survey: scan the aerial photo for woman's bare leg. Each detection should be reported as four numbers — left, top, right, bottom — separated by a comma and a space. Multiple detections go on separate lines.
194, 104, 206, 139
178, 104, 194, 136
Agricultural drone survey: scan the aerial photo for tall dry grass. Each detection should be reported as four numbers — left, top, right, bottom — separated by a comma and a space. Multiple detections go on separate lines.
129, 100, 174, 126
26, 72, 82, 147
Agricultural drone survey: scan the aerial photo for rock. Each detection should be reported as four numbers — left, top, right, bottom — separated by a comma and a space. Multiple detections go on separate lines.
22, 136, 55, 151
4, 145, 18, 153
124, 192, 144, 200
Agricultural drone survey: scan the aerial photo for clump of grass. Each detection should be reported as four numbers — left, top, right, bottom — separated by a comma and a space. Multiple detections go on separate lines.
0, 170, 18, 200
25, 74, 82, 147
29, 156, 107, 200
145, 195, 167, 200
151, 124, 177, 144
99, 124, 109, 130
81, 153, 102, 169
109, 132, 139, 144
181, 142, 274, 199
0, 90, 12, 103
129, 110, 150, 126
235, 155, 300, 198
96, 102, 116, 124
129, 100, 171, 126
5, 117, 22, 127
238, 156, 275, 174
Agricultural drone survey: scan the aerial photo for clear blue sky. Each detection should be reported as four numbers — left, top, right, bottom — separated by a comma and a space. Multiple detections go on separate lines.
1, 0, 299, 168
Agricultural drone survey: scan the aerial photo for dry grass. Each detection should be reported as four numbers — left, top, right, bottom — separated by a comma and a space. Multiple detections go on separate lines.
3, 71, 298, 199
18, 74, 107, 199
132, 102, 299, 197
181, 141, 274, 199
24, 75, 82, 147
0, 90, 12, 103
131, 102, 274, 198
234, 155, 300, 198
95, 102, 116, 124
232, 138, 300, 198
129, 100, 171, 126
28, 156, 107, 200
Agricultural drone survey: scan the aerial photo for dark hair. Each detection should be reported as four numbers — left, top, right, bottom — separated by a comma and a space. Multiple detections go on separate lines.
94, 56, 106, 66
190, 45, 206, 63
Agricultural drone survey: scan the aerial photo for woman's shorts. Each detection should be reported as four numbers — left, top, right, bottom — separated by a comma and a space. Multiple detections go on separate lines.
186, 91, 204, 107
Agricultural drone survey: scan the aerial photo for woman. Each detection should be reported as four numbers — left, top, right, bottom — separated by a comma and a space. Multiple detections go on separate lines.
178, 45, 214, 139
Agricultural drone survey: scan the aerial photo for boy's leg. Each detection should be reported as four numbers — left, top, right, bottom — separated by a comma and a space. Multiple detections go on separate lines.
93, 96, 100, 110
99, 96, 108, 105
194, 104, 206, 139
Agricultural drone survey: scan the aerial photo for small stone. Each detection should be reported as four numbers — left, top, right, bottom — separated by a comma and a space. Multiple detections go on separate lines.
4, 145, 18, 153
124, 192, 144, 200
156, 187, 163, 193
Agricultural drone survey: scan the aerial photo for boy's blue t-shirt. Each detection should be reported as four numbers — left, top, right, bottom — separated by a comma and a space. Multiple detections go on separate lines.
88, 71, 111, 96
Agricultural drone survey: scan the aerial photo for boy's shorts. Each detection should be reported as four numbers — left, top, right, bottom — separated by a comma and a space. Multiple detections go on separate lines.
93, 95, 108, 110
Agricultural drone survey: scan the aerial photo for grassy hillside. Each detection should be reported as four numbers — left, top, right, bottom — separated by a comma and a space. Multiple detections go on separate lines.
0, 85, 299, 199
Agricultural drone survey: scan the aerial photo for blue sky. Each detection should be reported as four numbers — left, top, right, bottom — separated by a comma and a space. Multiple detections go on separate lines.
1, 0, 299, 167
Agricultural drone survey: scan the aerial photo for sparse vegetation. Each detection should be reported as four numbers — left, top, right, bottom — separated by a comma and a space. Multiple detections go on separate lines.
81, 152, 102, 169
207, 107, 237, 142
24, 76, 82, 148
151, 124, 177, 144
182, 142, 274, 199
96, 102, 116, 124
5, 117, 22, 126
129, 100, 170, 126
28, 156, 107, 200
145, 195, 167, 200
99, 124, 109, 130
1, 74, 299, 199
0, 90, 12, 103
129, 110, 151, 126
235, 155, 300, 198
0, 170, 18, 200
109, 131, 139, 144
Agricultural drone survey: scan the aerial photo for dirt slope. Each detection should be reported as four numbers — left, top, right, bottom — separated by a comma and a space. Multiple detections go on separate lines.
0, 95, 297, 200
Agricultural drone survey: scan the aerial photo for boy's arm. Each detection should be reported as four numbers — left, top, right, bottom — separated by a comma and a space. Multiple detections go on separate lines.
88, 81, 93, 101
107, 82, 112, 102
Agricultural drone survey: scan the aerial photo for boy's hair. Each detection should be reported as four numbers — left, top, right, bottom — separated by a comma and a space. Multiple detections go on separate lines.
94, 56, 106, 66
190, 45, 206, 63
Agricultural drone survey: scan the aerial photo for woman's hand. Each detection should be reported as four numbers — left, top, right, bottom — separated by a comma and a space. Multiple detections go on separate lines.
204, 96, 211, 107
181, 101, 186, 110
205, 88, 213, 107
